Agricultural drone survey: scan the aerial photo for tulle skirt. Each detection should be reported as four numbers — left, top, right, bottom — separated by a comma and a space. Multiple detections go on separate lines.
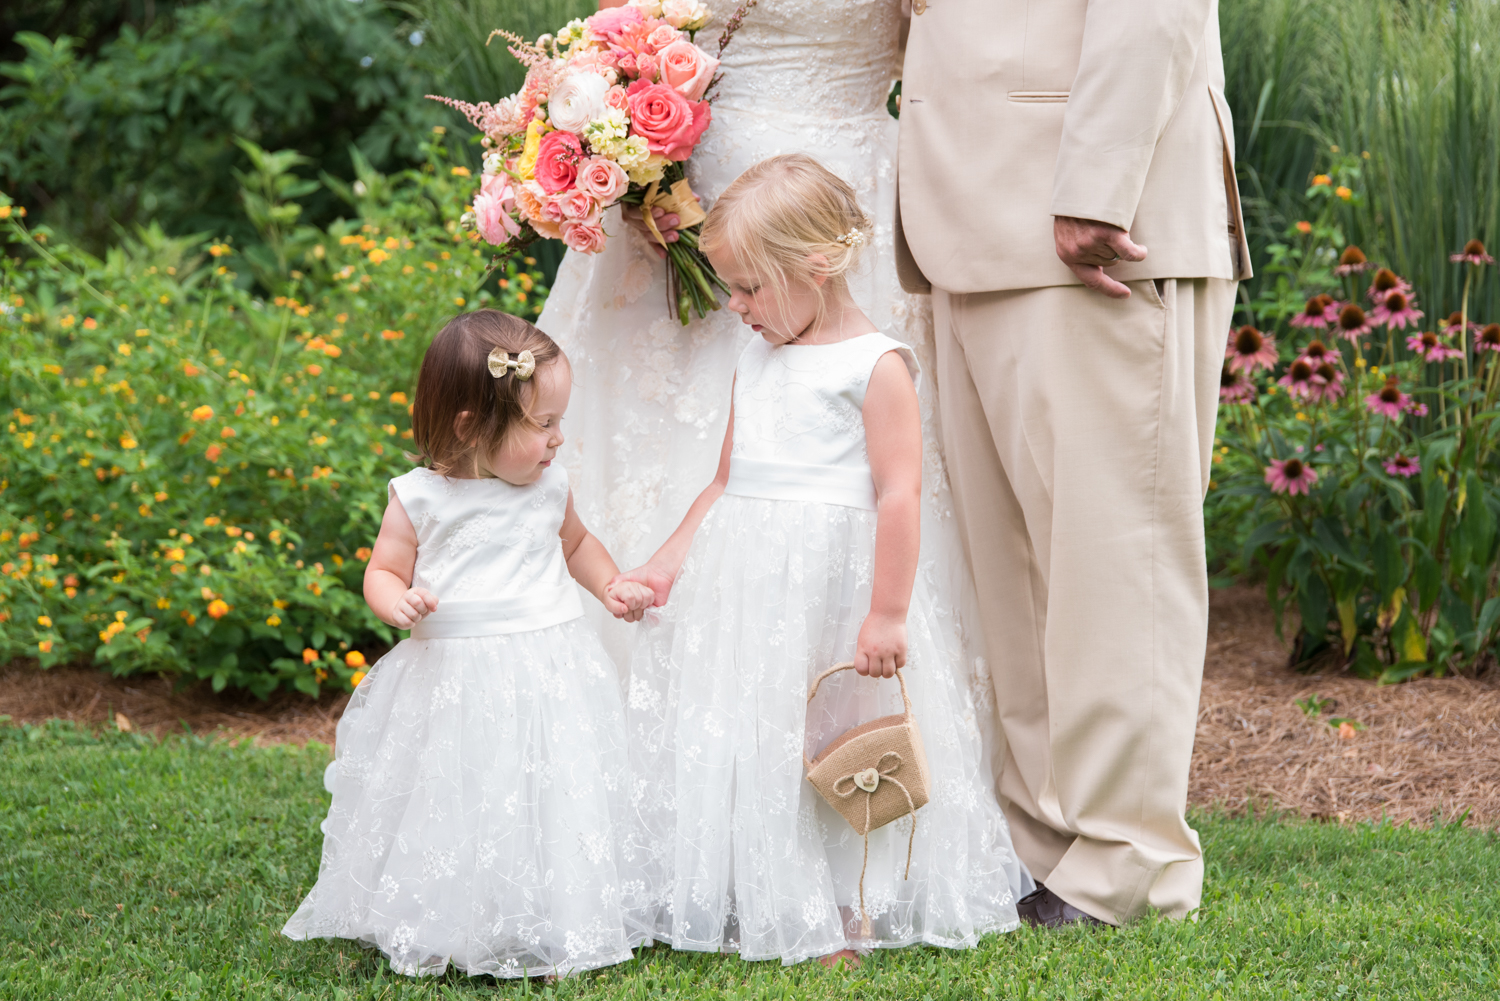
622, 496, 1030, 966
282, 621, 645, 978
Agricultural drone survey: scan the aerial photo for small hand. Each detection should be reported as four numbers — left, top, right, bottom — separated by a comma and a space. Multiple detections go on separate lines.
854, 613, 907, 679
610, 562, 677, 610
1053, 216, 1148, 300
604, 580, 656, 622
621, 205, 681, 260
389, 587, 438, 629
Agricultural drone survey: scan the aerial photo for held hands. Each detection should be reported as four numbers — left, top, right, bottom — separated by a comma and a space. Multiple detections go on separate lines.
607, 562, 677, 620
387, 587, 438, 630
1053, 216, 1148, 300
854, 612, 907, 679
604, 580, 656, 622
621, 205, 681, 261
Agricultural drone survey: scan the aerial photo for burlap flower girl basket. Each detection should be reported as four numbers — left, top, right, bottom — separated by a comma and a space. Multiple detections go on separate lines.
803, 662, 931, 933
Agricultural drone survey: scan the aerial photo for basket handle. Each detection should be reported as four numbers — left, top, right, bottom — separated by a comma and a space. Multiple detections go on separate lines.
806, 661, 914, 717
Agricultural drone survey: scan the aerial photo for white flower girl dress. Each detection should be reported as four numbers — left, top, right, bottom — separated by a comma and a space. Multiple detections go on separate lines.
282, 465, 644, 978
623, 335, 1031, 966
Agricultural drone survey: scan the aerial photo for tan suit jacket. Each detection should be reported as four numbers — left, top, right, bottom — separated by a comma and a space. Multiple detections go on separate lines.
896, 0, 1252, 294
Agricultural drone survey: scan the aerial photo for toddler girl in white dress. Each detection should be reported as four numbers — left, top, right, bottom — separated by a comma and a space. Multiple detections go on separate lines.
283, 311, 654, 978
616, 156, 1032, 968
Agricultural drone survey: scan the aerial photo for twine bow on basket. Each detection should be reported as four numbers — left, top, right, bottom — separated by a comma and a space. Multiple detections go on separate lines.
833, 750, 918, 936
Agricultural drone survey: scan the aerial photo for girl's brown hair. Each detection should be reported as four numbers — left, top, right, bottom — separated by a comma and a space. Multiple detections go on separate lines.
411, 309, 562, 476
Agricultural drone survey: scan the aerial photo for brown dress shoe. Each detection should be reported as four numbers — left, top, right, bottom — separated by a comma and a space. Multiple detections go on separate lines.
1016, 886, 1107, 928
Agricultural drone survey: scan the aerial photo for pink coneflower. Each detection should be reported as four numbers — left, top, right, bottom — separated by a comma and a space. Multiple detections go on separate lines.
1265, 457, 1318, 496
1226, 325, 1279, 373
1405, 330, 1464, 362
1335, 303, 1372, 341
1405, 398, 1429, 417
1442, 311, 1480, 337
1365, 376, 1410, 419
1334, 246, 1372, 275
1450, 239, 1494, 266
1289, 294, 1340, 329
1278, 358, 1318, 399
1309, 361, 1347, 403
1220, 365, 1257, 404
1296, 339, 1337, 366
1383, 454, 1421, 478
1371, 290, 1424, 330
1366, 268, 1411, 305
1476, 323, 1500, 353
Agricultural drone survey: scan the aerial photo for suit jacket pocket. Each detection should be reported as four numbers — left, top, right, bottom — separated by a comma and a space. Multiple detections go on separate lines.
1007, 91, 1070, 103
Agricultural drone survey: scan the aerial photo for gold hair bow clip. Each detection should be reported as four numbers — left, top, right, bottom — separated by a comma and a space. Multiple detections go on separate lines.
487, 348, 536, 381
835, 229, 866, 249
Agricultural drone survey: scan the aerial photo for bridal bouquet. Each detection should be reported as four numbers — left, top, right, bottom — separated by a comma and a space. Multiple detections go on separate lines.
432, 0, 749, 324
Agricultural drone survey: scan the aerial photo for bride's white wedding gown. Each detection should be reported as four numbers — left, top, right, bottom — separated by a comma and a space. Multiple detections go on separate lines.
540, 0, 989, 687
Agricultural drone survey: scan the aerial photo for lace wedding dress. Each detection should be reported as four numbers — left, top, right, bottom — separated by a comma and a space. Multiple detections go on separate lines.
622, 334, 1030, 963
537, 0, 985, 685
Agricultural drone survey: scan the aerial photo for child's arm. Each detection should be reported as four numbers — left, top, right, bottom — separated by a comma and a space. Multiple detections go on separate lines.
560, 490, 655, 621
364, 494, 440, 629
858, 352, 923, 678
611, 397, 735, 608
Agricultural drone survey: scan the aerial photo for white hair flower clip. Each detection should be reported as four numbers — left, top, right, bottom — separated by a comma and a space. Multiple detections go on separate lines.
488, 348, 536, 381
835, 229, 866, 249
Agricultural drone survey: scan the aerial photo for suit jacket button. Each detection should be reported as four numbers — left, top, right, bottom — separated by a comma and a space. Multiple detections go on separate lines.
913, 0, 927, 13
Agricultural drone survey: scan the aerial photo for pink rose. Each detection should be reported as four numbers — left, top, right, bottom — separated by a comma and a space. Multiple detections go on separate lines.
658, 41, 718, 101
480, 172, 515, 202
561, 220, 608, 254
576, 155, 629, 205
587, 5, 644, 41
554, 188, 597, 220
516, 182, 564, 240
616, 52, 638, 77
534, 130, 583, 194
635, 52, 659, 82
474, 190, 521, 246
625, 79, 712, 161
647, 24, 682, 50
605, 85, 630, 111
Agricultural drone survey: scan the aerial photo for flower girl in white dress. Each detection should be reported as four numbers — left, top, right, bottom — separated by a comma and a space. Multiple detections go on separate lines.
282, 311, 655, 978
617, 157, 1030, 968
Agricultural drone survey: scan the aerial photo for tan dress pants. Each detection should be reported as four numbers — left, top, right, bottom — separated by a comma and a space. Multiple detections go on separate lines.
933, 277, 1236, 924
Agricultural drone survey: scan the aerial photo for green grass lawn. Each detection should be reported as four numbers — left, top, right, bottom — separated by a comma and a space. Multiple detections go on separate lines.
2, 721, 1497, 1000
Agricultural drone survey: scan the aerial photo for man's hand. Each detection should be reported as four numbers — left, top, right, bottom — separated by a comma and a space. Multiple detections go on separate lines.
604, 580, 656, 622
621, 205, 681, 260
388, 587, 438, 630
1054, 216, 1148, 299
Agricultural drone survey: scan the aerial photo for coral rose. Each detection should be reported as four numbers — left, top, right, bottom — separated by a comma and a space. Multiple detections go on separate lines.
534, 130, 584, 194
576, 155, 629, 204
554, 188, 597, 221
517, 182, 564, 239
647, 24, 682, 50
659, 41, 718, 101
562, 220, 608, 254
626, 80, 711, 161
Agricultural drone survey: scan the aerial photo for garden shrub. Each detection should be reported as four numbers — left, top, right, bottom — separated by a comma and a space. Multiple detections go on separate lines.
0, 136, 548, 697
1209, 155, 1500, 680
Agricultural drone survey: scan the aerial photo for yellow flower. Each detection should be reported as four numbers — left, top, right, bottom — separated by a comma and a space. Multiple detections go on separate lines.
156, 597, 170, 609
345, 650, 367, 668
37, 615, 52, 627
117, 343, 131, 356
0, 206, 9, 219
303, 647, 318, 664
367, 248, 389, 265
350, 670, 366, 687
1335, 186, 1353, 201
120, 435, 137, 450
1312, 174, 1332, 186
38, 640, 52, 653
451, 166, 471, 177
517, 119, 549, 181
390, 392, 408, 405
207, 599, 229, 619
191, 405, 214, 421
266, 615, 282, 627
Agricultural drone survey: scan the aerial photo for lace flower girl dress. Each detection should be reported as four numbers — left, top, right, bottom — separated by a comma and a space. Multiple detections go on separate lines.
282, 465, 644, 978
623, 335, 1031, 965
537, 0, 979, 670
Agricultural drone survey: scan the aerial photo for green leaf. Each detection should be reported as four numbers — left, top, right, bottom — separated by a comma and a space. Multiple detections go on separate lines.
1372, 530, 1404, 601
1299, 574, 1330, 644
1477, 598, 1500, 646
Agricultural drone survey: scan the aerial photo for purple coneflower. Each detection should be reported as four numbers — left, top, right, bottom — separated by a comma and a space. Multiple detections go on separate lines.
1278, 358, 1318, 400
1383, 454, 1421, 478
1442, 311, 1480, 337
1405, 330, 1464, 362
1220, 366, 1257, 404
1450, 239, 1494, 266
1226, 325, 1279, 374
1365, 376, 1410, 420
1371, 290, 1423, 330
1334, 246, 1371, 276
1476, 323, 1500, 354
1366, 268, 1411, 305
1265, 457, 1318, 496
1405, 398, 1429, 417
1309, 362, 1347, 403
1289, 294, 1340, 329
1335, 303, 1372, 341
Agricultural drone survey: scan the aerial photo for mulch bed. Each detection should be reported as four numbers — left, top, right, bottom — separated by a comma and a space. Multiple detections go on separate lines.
5, 586, 1499, 827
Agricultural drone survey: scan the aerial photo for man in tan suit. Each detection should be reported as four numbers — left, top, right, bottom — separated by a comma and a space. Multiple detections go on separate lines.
897, 0, 1252, 926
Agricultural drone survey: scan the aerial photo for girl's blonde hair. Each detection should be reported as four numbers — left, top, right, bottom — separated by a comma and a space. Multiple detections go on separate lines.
411, 309, 563, 477
700, 154, 871, 329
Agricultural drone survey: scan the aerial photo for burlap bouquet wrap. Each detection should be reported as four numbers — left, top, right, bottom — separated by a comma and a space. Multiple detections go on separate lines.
804, 662, 930, 932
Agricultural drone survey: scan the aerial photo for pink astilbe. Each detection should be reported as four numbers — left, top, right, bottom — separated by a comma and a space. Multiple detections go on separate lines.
1226, 325, 1278, 374
1365, 376, 1410, 420
1265, 457, 1318, 496
1383, 454, 1421, 478
1370, 290, 1424, 330
1405, 330, 1464, 362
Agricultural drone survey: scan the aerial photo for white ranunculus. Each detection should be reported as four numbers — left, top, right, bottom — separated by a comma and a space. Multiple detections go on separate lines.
661, 0, 709, 30
547, 72, 610, 134
629, 0, 665, 16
